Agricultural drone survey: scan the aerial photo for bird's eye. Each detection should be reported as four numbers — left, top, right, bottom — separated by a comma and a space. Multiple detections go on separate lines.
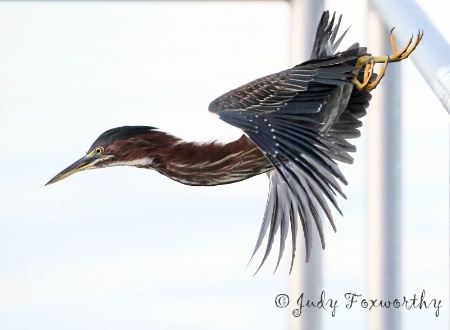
95, 147, 103, 154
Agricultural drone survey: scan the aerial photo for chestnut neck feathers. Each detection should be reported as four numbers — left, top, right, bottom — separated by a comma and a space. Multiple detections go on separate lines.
100, 127, 272, 186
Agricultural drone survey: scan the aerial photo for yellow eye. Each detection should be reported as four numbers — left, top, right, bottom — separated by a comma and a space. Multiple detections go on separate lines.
94, 147, 103, 154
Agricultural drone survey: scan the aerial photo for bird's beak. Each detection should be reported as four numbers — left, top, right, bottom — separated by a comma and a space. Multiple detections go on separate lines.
46, 155, 98, 186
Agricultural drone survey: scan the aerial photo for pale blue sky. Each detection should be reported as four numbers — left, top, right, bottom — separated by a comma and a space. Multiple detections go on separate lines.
0, 1, 448, 330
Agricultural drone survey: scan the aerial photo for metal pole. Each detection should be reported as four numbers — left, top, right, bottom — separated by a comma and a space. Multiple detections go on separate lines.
369, 0, 450, 114
289, 2, 324, 330
366, 9, 402, 330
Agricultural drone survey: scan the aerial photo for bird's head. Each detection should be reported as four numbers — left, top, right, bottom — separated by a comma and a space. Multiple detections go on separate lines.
46, 126, 162, 185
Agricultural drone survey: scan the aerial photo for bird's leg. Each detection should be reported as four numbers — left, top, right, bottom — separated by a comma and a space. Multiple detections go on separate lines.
351, 29, 423, 90
351, 56, 378, 90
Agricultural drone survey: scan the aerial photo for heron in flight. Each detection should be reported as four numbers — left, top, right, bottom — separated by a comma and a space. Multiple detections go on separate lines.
47, 12, 422, 273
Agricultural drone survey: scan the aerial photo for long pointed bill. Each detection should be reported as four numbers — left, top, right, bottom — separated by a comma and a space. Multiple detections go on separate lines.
46, 155, 97, 186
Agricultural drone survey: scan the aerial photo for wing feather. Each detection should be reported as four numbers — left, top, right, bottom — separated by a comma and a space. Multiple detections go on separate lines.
210, 11, 373, 272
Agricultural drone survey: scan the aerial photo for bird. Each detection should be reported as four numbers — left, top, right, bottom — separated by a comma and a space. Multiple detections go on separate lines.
46, 11, 422, 273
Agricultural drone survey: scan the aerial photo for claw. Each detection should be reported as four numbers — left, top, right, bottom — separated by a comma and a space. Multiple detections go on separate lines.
389, 29, 423, 62
390, 27, 398, 53
351, 29, 423, 90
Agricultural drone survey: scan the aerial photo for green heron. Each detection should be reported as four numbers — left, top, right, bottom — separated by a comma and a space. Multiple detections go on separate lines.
46, 12, 422, 273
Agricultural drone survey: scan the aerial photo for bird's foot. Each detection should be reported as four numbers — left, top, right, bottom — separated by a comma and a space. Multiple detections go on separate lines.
351, 29, 423, 90
387, 28, 424, 62
350, 56, 387, 90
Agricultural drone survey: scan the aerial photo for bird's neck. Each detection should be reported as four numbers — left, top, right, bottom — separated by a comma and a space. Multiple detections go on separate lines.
148, 132, 272, 186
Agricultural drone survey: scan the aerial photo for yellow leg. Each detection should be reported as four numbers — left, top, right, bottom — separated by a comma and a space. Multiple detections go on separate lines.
351, 29, 423, 90
351, 56, 375, 90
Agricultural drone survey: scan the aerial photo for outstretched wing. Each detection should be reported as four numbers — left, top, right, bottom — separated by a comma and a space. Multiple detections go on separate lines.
209, 11, 371, 272
245, 84, 371, 273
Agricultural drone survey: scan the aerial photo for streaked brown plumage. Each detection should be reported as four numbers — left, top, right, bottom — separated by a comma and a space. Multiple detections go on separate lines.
140, 131, 272, 186
46, 11, 422, 273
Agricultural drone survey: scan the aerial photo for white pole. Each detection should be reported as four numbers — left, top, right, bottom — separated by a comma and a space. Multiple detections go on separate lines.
366, 9, 402, 330
289, 2, 324, 330
369, 0, 450, 113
